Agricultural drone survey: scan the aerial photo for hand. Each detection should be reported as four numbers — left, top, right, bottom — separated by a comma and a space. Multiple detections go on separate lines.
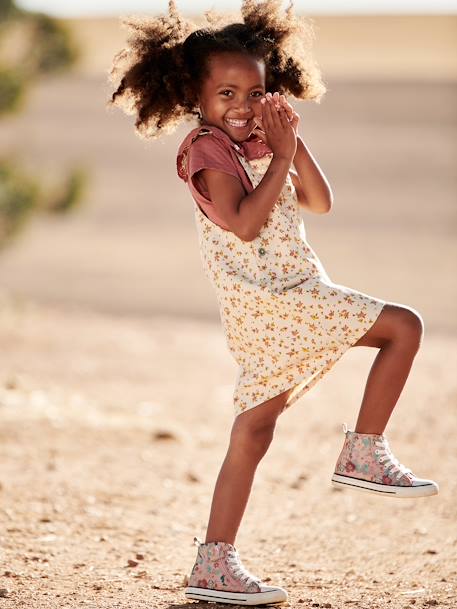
252, 91, 300, 154
274, 92, 300, 137
254, 91, 297, 162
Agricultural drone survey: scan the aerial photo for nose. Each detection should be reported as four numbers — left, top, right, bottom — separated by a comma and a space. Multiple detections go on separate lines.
234, 97, 252, 114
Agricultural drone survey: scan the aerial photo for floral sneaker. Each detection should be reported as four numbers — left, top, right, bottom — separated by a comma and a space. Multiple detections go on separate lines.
331, 423, 439, 498
184, 537, 288, 605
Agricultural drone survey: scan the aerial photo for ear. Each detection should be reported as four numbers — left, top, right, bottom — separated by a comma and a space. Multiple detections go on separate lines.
195, 100, 203, 120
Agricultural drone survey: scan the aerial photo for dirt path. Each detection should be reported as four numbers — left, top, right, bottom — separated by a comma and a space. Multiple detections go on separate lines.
0, 297, 456, 608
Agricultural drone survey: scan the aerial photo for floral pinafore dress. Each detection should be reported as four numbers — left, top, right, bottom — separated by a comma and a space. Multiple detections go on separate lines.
187, 130, 386, 418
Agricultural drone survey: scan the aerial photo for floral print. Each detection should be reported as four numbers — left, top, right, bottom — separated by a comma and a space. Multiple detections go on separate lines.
185, 127, 386, 417
334, 428, 416, 486
331, 425, 439, 497
187, 539, 261, 593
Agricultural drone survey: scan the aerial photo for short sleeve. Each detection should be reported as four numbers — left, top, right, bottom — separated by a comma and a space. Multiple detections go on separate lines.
187, 134, 242, 202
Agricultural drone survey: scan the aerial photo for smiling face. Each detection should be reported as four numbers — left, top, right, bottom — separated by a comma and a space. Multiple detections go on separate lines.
197, 51, 266, 143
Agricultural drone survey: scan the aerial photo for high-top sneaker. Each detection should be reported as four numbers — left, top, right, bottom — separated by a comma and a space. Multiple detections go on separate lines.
184, 537, 288, 605
331, 423, 439, 498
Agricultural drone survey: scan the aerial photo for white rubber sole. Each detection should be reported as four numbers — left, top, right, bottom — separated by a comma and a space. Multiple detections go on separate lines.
184, 585, 288, 605
331, 473, 439, 498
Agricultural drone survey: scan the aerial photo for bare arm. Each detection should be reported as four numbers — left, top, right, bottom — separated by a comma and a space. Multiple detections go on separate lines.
198, 154, 292, 241
198, 96, 297, 242
291, 134, 333, 214
288, 168, 307, 207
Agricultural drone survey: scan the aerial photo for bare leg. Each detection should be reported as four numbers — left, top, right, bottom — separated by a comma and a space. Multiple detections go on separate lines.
204, 388, 291, 545
352, 303, 424, 434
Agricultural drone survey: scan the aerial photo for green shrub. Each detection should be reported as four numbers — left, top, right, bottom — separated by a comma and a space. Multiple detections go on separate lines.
0, 2, 87, 252
46, 167, 88, 213
0, 160, 39, 249
0, 0, 18, 21
31, 13, 79, 74
0, 66, 25, 116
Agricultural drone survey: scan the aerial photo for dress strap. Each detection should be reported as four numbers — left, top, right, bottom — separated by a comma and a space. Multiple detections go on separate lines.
190, 127, 213, 144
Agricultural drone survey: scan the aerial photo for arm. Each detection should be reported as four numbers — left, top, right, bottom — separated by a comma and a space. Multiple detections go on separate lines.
198, 98, 296, 242
288, 168, 307, 207
291, 135, 333, 214
198, 153, 292, 242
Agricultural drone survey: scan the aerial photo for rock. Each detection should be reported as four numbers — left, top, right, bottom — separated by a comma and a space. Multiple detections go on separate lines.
290, 473, 308, 489
414, 527, 428, 536
126, 559, 138, 567
152, 429, 179, 442
5, 376, 18, 390
185, 471, 200, 483
135, 553, 145, 560
0, 589, 9, 597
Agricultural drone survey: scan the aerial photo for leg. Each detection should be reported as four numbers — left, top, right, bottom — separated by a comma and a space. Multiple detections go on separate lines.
352, 303, 424, 434
332, 303, 437, 499
204, 387, 292, 546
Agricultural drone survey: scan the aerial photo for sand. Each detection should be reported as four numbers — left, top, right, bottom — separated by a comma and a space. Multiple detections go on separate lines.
0, 296, 456, 608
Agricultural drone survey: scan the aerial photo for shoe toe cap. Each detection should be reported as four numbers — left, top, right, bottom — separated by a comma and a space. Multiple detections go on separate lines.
411, 477, 439, 489
258, 584, 288, 598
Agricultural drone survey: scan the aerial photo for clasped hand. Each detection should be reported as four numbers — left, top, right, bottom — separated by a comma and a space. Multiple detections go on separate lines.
252, 91, 300, 162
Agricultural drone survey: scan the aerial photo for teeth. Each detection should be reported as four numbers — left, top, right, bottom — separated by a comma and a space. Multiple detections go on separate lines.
226, 118, 249, 127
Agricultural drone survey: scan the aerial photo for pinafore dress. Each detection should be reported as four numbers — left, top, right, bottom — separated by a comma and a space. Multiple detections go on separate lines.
186, 129, 386, 418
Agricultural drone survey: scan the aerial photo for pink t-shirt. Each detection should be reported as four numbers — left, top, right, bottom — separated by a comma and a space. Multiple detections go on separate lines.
176, 124, 272, 230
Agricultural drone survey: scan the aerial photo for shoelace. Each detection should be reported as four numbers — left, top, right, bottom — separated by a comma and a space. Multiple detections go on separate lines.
226, 549, 261, 587
374, 438, 413, 481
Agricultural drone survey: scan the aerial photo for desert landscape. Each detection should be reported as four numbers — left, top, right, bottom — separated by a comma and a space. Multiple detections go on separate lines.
0, 12, 456, 609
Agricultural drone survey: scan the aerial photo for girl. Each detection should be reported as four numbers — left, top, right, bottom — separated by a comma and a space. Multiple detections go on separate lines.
109, 1, 439, 605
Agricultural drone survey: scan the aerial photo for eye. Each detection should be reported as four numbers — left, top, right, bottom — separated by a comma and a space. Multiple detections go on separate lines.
219, 90, 264, 98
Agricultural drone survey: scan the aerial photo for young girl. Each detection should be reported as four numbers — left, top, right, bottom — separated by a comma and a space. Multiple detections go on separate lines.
109, 1, 439, 605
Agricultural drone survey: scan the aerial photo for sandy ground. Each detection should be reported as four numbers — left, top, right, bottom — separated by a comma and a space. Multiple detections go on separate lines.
0, 14, 456, 609
0, 296, 456, 609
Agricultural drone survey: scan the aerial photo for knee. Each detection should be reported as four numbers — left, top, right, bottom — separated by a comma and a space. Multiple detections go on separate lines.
394, 306, 424, 351
230, 419, 276, 461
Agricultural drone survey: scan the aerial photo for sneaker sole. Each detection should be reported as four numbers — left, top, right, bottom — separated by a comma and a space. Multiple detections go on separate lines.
331, 473, 439, 498
185, 586, 288, 605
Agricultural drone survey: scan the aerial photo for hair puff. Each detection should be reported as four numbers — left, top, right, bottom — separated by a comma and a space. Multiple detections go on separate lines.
108, 0, 327, 139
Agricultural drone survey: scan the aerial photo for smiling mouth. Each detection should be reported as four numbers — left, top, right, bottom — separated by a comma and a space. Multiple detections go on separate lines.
225, 117, 252, 128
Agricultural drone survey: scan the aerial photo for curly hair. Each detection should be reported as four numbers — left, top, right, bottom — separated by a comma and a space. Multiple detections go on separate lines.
108, 0, 327, 139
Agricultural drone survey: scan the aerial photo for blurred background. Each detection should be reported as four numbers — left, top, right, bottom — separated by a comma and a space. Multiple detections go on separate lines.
1, 0, 456, 329
1, 4, 456, 606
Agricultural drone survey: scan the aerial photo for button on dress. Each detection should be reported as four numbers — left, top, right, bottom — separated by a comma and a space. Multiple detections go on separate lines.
177, 126, 386, 418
